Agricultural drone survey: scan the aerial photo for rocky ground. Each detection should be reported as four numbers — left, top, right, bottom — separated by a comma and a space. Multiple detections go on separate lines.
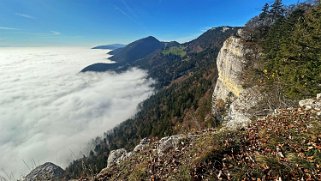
79, 94, 321, 181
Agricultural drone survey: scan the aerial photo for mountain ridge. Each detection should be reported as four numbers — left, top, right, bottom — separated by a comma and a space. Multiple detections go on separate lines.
92, 44, 125, 50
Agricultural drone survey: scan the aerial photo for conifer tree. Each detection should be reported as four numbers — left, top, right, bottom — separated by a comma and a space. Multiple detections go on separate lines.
270, 0, 285, 21
260, 3, 270, 20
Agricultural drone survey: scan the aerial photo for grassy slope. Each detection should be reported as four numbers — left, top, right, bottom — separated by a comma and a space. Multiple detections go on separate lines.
94, 105, 321, 180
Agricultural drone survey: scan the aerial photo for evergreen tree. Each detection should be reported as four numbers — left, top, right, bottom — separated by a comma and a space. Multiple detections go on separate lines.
264, 4, 321, 99
270, 0, 285, 21
260, 3, 270, 20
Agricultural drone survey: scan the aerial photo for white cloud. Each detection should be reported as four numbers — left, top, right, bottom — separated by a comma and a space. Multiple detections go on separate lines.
50, 31, 61, 35
0, 26, 20, 30
15, 13, 35, 20
0, 47, 154, 179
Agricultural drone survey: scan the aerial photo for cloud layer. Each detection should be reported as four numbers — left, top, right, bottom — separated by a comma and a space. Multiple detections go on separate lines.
0, 47, 154, 179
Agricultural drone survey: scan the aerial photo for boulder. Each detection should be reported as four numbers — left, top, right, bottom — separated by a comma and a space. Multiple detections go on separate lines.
299, 94, 321, 113
24, 162, 64, 181
107, 148, 128, 168
157, 135, 185, 154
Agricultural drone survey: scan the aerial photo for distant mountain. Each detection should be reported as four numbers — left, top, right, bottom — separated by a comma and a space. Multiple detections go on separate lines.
109, 36, 165, 64
81, 63, 120, 72
82, 36, 177, 74
81, 28, 240, 89
92, 44, 125, 50
185, 26, 241, 53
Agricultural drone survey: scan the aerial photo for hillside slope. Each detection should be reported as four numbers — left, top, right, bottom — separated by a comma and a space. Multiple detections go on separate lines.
90, 94, 321, 180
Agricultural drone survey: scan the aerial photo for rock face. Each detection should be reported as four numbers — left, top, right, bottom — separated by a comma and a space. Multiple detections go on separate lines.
107, 148, 128, 168
24, 162, 64, 181
212, 31, 262, 129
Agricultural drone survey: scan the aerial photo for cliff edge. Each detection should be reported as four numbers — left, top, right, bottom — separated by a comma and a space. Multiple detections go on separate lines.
212, 30, 263, 129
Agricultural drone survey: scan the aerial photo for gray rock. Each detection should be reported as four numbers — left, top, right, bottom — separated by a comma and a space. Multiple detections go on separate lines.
24, 162, 64, 181
317, 93, 321, 100
226, 87, 263, 129
133, 138, 150, 152
212, 34, 262, 129
157, 135, 185, 154
299, 95, 321, 111
107, 148, 127, 168
299, 98, 315, 107
212, 36, 247, 121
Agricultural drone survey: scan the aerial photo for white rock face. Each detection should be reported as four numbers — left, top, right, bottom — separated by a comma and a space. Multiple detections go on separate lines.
24, 162, 64, 181
107, 148, 128, 168
212, 33, 262, 129
226, 87, 263, 128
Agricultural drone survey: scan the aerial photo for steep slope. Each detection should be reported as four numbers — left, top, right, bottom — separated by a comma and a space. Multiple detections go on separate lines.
90, 94, 321, 180
65, 27, 239, 177
212, 30, 263, 129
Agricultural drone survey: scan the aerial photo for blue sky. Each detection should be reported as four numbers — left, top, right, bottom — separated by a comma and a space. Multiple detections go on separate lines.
0, 0, 300, 47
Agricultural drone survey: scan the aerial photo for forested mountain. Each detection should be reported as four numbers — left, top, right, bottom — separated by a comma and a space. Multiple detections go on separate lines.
65, 27, 239, 177
63, 0, 320, 179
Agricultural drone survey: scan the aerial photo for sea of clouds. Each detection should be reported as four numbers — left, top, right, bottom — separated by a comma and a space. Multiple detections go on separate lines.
0, 47, 154, 179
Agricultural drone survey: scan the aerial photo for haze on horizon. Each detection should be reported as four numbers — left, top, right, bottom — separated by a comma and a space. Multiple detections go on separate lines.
0, 0, 299, 47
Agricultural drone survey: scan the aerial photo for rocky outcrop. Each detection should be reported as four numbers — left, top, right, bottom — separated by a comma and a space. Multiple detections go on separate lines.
24, 162, 64, 181
107, 149, 128, 168
133, 138, 150, 152
93, 96, 321, 180
157, 134, 185, 154
299, 93, 321, 116
98, 134, 188, 178
212, 30, 263, 129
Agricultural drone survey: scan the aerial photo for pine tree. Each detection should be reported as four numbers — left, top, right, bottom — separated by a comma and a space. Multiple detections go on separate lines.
270, 0, 285, 21
260, 3, 270, 20
265, 4, 321, 99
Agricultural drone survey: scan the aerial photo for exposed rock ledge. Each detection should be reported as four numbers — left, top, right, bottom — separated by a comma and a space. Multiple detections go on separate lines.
212, 30, 263, 129
23, 162, 64, 181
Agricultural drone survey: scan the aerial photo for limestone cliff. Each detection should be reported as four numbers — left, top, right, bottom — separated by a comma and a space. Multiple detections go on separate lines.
212, 30, 262, 129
